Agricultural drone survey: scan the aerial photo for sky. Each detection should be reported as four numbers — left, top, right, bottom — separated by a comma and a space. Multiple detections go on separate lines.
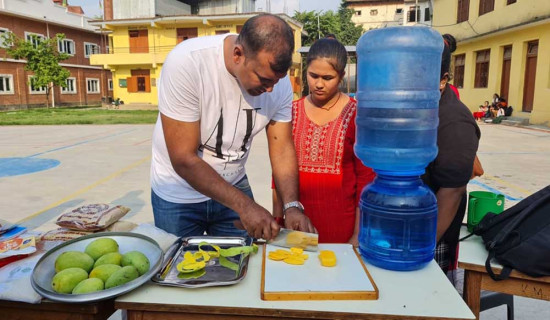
68, 0, 341, 18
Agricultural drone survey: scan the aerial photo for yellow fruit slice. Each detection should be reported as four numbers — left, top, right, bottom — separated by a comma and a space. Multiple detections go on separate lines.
268, 253, 286, 261
284, 257, 305, 265
318, 250, 337, 267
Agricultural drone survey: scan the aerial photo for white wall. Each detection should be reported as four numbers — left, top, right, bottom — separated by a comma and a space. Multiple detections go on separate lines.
113, 0, 155, 19
402, 0, 432, 26
155, 0, 191, 16
1, 0, 95, 31
198, 0, 256, 15
256, 0, 299, 15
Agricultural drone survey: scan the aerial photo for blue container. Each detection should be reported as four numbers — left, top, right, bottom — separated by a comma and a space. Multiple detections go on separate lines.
359, 174, 437, 271
354, 26, 444, 176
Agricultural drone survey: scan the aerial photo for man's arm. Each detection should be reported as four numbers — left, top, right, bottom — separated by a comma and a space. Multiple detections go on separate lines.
435, 186, 467, 241
266, 120, 315, 233
161, 114, 279, 240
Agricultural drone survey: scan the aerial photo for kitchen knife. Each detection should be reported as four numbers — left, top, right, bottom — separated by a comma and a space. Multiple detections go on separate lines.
268, 228, 318, 252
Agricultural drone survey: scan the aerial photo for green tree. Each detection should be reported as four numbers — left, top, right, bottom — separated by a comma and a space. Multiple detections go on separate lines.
337, 1, 364, 46
2, 32, 70, 108
293, 1, 364, 46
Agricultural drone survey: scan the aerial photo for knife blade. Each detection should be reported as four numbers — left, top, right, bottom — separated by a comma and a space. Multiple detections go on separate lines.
268, 228, 319, 252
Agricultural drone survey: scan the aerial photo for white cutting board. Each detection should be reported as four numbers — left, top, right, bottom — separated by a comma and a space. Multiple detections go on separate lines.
261, 243, 378, 300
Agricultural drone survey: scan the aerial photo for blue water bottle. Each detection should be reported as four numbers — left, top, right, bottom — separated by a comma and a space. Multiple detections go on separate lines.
355, 26, 444, 271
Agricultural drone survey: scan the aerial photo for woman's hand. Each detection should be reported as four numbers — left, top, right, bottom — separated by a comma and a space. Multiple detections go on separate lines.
348, 233, 359, 247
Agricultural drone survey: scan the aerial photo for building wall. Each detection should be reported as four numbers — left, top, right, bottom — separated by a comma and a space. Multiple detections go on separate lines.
402, 0, 432, 26
434, 0, 550, 126
0, 12, 112, 109
0, 0, 94, 29
198, 0, 256, 15
434, 0, 550, 41
93, 16, 303, 106
113, 0, 155, 19
347, 1, 404, 30
155, 0, 192, 16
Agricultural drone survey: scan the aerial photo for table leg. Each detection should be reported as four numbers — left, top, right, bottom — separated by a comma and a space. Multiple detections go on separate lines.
463, 270, 482, 319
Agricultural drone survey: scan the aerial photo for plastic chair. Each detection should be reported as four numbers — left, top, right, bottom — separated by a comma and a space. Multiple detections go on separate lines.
481, 291, 514, 320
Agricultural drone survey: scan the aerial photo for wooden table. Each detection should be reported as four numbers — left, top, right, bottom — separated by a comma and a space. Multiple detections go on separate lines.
116, 245, 474, 320
0, 298, 115, 320
458, 227, 550, 319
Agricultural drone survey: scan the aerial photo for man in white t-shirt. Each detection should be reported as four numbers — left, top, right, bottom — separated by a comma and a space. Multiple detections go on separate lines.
151, 14, 315, 240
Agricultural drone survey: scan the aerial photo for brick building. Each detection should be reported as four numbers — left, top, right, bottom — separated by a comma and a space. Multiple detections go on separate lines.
0, 0, 112, 109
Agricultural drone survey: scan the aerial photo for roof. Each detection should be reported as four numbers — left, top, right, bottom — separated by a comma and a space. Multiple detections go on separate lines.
298, 46, 357, 54
89, 12, 303, 29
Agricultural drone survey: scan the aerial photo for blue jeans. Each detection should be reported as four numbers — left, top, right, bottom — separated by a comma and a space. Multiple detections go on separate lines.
152, 176, 252, 238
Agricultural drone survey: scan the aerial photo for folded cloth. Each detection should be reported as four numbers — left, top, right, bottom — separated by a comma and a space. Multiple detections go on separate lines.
0, 252, 44, 303
130, 223, 178, 253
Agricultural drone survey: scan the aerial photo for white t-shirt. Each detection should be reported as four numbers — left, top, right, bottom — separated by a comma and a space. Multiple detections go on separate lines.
151, 34, 293, 203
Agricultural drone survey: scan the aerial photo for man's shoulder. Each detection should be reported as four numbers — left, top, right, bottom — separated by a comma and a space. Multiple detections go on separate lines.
167, 35, 224, 61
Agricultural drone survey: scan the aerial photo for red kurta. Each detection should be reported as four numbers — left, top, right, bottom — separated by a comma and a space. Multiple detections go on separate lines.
292, 97, 375, 243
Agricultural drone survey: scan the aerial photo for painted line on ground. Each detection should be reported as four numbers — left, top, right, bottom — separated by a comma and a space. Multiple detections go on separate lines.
469, 179, 523, 201
482, 174, 533, 196
16, 155, 151, 225
478, 152, 550, 155
133, 138, 151, 146
26, 128, 137, 158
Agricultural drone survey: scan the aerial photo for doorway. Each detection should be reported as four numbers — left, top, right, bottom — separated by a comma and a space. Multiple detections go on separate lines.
522, 41, 538, 112
500, 46, 512, 101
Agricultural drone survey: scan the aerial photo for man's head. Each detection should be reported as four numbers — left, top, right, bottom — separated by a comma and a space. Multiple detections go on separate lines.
232, 14, 295, 96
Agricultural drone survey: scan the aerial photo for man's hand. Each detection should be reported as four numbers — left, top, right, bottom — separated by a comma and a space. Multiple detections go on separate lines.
239, 202, 280, 240
284, 208, 316, 233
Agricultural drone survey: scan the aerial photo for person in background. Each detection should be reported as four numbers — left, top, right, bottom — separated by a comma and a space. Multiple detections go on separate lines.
442, 34, 460, 99
151, 14, 315, 241
272, 39, 376, 246
473, 102, 489, 121
423, 34, 480, 284
491, 93, 500, 108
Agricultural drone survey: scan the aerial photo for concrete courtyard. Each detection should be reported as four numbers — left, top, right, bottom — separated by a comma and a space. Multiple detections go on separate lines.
0, 121, 549, 319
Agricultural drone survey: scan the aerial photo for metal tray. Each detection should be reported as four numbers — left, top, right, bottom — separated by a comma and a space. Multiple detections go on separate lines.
31, 232, 163, 303
152, 236, 252, 288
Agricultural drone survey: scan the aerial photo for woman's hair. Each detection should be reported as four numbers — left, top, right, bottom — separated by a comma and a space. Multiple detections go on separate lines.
494, 93, 500, 98
306, 38, 348, 75
440, 34, 457, 80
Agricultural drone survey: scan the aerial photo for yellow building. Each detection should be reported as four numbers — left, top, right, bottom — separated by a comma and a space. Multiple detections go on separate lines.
89, 14, 304, 106
433, 0, 550, 126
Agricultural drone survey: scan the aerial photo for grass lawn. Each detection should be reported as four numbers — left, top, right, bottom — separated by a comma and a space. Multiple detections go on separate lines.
0, 106, 158, 125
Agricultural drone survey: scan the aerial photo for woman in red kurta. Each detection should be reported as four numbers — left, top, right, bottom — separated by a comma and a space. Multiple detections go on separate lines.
273, 38, 375, 245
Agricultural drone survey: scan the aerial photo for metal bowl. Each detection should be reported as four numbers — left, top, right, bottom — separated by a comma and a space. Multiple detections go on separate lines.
31, 232, 163, 303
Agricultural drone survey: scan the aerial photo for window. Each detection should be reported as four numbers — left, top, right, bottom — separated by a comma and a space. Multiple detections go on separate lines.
84, 42, 99, 57
479, 0, 495, 16
128, 29, 148, 53
86, 78, 100, 93
0, 74, 14, 94
25, 32, 45, 49
507, 0, 517, 4
424, 8, 431, 21
29, 76, 47, 94
0, 28, 10, 48
61, 77, 77, 94
58, 38, 75, 55
396, 8, 403, 14
176, 28, 198, 44
407, 6, 421, 22
108, 79, 113, 91
457, 0, 470, 23
355, 10, 361, 16
474, 50, 490, 88
453, 54, 465, 89
370, 9, 378, 16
